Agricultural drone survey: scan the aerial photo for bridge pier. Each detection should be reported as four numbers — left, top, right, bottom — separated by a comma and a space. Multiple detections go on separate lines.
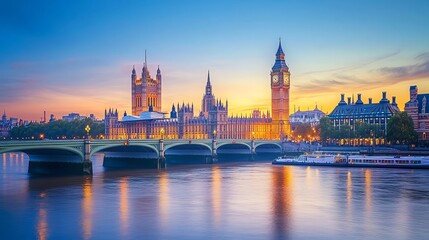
158, 139, 166, 169
251, 139, 256, 160
211, 138, 217, 163
83, 139, 93, 175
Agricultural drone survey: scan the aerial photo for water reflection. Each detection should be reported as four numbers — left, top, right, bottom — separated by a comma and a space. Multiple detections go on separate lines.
37, 192, 48, 240
365, 169, 372, 210
158, 171, 169, 228
82, 177, 93, 240
119, 177, 129, 236
2, 153, 5, 172
211, 166, 222, 227
347, 171, 352, 210
272, 166, 293, 239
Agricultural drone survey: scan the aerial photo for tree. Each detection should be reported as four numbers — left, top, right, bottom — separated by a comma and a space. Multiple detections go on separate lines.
9, 119, 105, 140
386, 112, 418, 144
293, 123, 313, 141
317, 117, 334, 143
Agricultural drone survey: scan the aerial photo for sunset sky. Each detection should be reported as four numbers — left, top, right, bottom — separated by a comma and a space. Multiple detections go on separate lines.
1, 0, 429, 121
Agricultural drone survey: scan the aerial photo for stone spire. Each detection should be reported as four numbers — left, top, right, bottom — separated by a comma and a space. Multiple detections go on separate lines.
205, 70, 212, 96
272, 39, 288, 70
276, 38, 285, 59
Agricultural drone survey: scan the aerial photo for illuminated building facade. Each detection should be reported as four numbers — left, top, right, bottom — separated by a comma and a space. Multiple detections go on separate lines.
290, 106, 326, 129
132, 52, 162, 115
105, 42, 290, 140
405, 85, 429, 142
328, 92, 400, 144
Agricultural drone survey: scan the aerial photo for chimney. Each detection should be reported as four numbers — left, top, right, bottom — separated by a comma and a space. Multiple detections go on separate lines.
380, 91, 389, 103
339, 94, 347, 105
368, 98, 372, 104
356, 93, 363, 104
392, 96, 397, 106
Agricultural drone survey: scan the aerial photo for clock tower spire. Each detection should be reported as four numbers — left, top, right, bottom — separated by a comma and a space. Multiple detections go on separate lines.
271, 39, 290, 140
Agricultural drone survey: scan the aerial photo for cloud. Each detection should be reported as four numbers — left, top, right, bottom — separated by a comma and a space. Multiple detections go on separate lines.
293, 51, 429, 98
301, 50, 400, 75
376, 59, 429, 82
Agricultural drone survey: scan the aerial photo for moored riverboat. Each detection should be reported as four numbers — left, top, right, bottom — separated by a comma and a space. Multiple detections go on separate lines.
272, 153, 429, 169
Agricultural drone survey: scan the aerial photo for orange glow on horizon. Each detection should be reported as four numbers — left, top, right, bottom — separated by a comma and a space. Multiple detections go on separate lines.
3, 67, 428, 121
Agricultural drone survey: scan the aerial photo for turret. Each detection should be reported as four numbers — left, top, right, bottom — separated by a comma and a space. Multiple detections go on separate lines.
206, 70, 212, 95
132, 65, 136, 78
170, 104, 177, 118
156, 65, 161, 82
2, 110, 6, 123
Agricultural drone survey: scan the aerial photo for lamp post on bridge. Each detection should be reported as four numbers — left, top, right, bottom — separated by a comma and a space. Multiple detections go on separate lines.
212, 129, 217, 163
158, 128, 166, 169
83, 124, 93, 175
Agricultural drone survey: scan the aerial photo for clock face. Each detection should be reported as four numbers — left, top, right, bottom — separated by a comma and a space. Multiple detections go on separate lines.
284, 75, 290, 85
272, 75, 279, 84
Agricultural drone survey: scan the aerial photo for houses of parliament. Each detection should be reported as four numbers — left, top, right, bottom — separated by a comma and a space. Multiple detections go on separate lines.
105, 41, 291, 140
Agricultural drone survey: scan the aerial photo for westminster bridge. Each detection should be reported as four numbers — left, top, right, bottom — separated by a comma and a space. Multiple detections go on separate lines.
0, 139, 283, 175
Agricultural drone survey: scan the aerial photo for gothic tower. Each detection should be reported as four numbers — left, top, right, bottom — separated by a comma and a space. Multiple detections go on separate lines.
271, 40, 290, 139
201, 71, 216, 118
131, 52, 162, 115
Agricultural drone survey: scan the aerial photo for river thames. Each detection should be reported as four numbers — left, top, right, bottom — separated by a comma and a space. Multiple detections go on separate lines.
1, 152, 429, 239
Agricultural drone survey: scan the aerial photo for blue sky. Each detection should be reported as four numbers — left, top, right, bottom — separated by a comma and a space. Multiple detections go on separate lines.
1, 0, 429, 120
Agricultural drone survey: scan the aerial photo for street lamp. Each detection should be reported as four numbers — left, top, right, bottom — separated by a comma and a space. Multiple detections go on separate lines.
213, 129, 217, 139
85, 125, 91, 139
251, 131, 255, 140
160, 128, 165, 139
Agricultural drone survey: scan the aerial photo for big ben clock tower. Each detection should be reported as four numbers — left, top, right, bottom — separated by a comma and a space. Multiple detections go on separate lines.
271, 40, 290, 140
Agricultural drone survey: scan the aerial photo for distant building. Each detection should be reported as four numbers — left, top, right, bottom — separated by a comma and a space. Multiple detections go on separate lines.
404, 85, 429, 142
61, 113, 98, 122
328, 92, 400, 144
0, 111, 21, 137
62, 113, 85, 121
290, 106, 326, 129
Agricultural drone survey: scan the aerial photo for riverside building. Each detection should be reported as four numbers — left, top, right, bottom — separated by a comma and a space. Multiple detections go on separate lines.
405, 85, 429, 142
328, 92, 400, 145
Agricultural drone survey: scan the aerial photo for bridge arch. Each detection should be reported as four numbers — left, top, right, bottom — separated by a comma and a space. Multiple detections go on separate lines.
217, 142, 251, 154
164, 143, 212, 157
255, 142, 282, 153
165, 142, 212, 152
91, 143, 159, 157
0, 145, 85, 161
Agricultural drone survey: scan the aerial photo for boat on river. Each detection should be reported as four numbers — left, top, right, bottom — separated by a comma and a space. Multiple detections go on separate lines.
272, 153, 429, 169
